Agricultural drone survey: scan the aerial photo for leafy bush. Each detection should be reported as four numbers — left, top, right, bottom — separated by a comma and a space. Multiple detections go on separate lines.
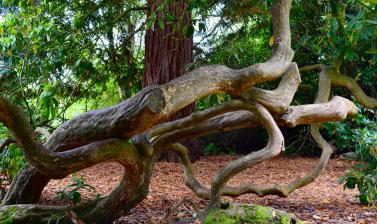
56, 174, 98, 205
0, 124, 26, 197
0, 206, 17, 224
0, 145, 27, 181
296, 4, 377, 89
339, 162, 377, 206
324, 111, 376, 154
325, 106, 377, 205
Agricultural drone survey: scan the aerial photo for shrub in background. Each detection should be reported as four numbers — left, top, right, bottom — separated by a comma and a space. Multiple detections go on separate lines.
325, 105, 377, 205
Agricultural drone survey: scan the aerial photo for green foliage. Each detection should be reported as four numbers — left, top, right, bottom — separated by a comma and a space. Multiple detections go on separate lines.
1, 0, 144, 127
339, 162, 377, 206
0, 206, 17, 224
295, 1, 377, 87
39, 83, 59, 121
0, 124, 26, 187
204, 19, 271, 69
56, 174, 97, 205
324, 106, 376, 156
325, 106, 377, 205
0, 124, 6, 139
0, 145, 26, 181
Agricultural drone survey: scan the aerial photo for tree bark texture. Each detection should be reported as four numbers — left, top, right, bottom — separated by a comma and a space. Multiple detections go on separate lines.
0, 0, 376, 222
143, 0, 201, 161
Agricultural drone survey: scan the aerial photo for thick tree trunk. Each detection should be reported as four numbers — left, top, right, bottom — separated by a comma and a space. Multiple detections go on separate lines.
1, 167, 48, 204
143, 0, 201, 161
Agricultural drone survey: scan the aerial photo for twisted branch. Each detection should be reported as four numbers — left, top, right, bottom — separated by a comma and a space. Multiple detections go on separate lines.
299, 64, 377, 109
1, 0, 375, 222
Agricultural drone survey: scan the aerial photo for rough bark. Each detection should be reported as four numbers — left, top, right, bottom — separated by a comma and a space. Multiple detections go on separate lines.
143, 0, 201, 161
143, 0, 194, 122
0, 0, 376, 222
2, 86, 165, 205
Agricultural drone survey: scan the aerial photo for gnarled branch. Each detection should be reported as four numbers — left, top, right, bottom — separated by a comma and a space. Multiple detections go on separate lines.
0, 96, 141, 178
300, 64, 377, 108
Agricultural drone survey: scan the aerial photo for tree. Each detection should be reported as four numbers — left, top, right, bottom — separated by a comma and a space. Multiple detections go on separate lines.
0, 0, 376, 223
0, 0, 147, 205
143, 0, 201, 161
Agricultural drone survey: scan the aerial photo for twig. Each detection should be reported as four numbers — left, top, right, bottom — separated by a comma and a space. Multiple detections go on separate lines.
161, 197, 199, 223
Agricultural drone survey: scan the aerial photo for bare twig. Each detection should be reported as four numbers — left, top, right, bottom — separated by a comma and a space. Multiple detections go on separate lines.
161, 197, 200, 223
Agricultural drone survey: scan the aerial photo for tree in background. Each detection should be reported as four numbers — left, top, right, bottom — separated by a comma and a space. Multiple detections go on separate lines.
0, 0, 376, 222
143, 0, 201, 161
0, 0, 147, 205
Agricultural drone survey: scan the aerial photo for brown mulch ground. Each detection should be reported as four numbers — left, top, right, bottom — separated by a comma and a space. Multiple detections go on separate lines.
40, 155, 377, 224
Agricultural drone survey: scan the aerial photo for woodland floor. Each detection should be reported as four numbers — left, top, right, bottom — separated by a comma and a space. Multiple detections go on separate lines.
39, 155, 377, 224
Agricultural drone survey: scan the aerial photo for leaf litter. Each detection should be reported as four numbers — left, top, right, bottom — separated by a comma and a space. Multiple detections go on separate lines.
39, 156, 376, 223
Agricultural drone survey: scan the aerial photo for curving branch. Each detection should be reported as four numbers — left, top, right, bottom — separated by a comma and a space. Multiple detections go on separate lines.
2, 0, 373, 222
0, 147, 153, 224
242, 63, 301, 114
280, 96, 358, 127
328, 70, 377, 109
215, 66, 340, 199
205, 124, 333, 198
45, 86, 166, 153
161, 67, 358, 202
232, 66, 335, 199
0, 97, 158, 222
149, 111, 259, 150
299, 64, 377, 108
207, 102, 284, 208
0, 96, 140, 178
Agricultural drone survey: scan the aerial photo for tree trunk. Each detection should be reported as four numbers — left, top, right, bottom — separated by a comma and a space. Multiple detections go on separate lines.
2, 1, 376, 222
143, 0, 202, 161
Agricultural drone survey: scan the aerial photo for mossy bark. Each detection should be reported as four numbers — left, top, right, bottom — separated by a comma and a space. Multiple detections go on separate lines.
203, 203, 303, 224
0, 0, 376, 222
